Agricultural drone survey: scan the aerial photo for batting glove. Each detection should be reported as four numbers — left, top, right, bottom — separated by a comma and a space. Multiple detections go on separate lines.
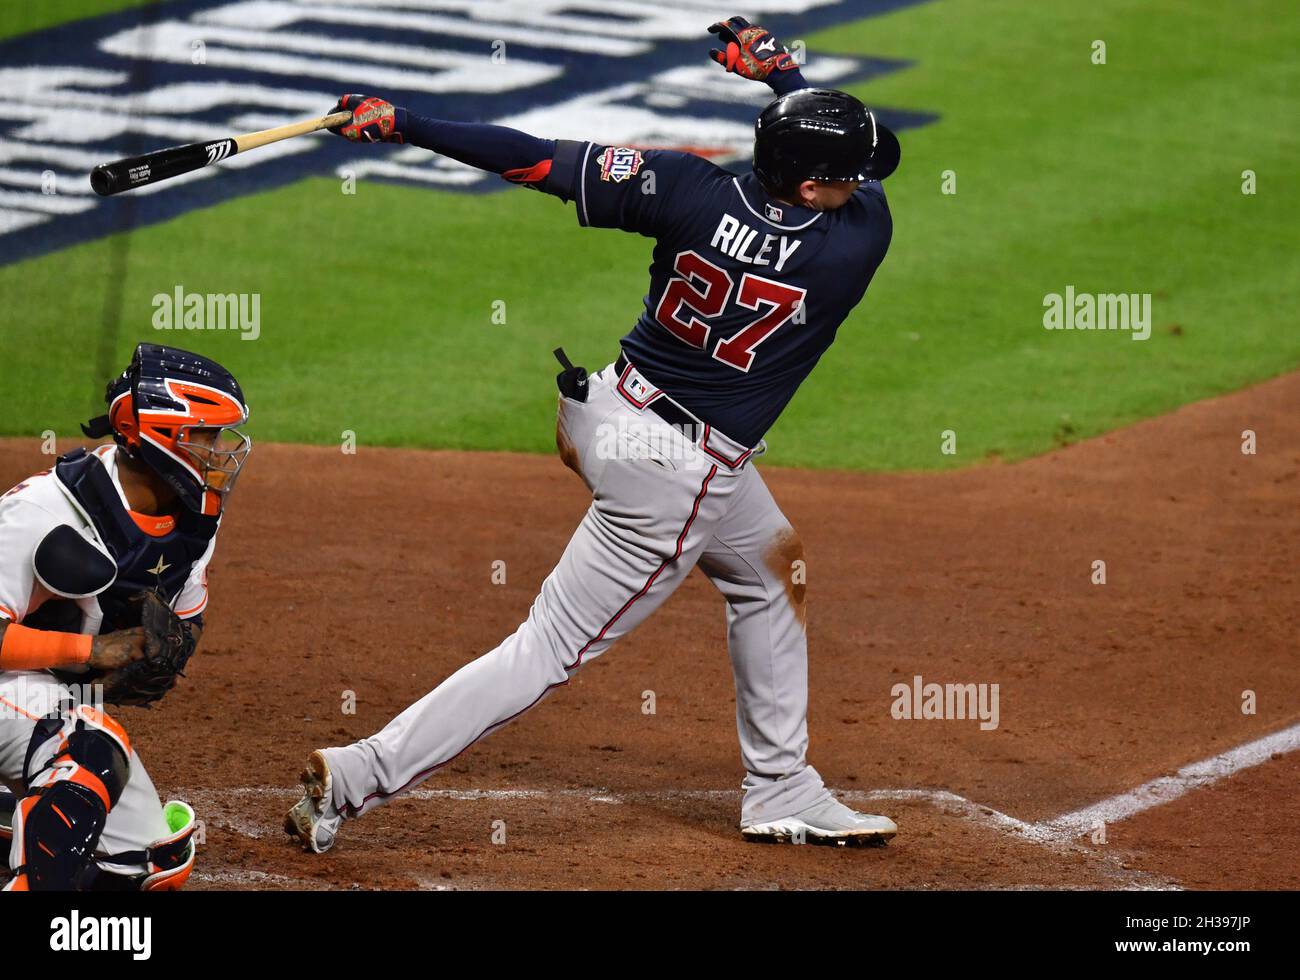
707, 16, 800, 86
329, 94, 405, 144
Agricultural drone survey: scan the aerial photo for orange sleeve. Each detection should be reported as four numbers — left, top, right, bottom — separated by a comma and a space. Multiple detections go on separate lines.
0, 622, 92, 671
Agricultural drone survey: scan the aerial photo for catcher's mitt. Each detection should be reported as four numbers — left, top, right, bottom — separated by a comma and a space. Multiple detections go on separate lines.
101, 591, 197, 707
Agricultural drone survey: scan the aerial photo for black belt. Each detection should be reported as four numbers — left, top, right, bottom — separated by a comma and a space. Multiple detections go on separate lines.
614, 354, 700, 432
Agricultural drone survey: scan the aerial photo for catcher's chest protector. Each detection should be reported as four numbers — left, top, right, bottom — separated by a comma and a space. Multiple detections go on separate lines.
50, 450, 216, 632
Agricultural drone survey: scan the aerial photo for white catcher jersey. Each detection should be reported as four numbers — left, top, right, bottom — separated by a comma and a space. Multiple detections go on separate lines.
0, 445, 216, 633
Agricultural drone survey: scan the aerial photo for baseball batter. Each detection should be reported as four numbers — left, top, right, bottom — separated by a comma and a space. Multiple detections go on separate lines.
287, 17, 901, 851
0, 344, 251, 889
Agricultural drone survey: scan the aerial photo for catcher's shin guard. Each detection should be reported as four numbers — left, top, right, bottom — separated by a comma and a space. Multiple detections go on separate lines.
6, 707, 131, 891
89, 801, 198, 891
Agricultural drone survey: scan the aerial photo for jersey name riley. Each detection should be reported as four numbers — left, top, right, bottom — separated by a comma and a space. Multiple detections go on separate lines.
710, 214, 803, 272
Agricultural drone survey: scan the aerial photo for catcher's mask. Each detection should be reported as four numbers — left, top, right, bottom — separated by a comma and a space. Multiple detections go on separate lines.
82, 344, 252, 517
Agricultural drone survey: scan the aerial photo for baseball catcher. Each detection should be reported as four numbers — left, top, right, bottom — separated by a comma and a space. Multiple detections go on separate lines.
288, 17, 900, 850
0, 344, 251, 889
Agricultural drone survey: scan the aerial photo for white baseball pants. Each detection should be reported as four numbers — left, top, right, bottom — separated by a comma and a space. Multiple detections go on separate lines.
323, 361, 832, 827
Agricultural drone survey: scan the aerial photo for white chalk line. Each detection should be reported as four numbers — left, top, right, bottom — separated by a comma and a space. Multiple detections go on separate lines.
172, 721, 1300, 888
177, 784, 1162, 889
1034, 720, 1300, 842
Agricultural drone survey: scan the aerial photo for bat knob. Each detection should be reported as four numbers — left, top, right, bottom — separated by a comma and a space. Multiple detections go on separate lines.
90, 165, 119, 197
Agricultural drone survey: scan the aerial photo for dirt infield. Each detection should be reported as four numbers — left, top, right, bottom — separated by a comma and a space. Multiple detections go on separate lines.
2, 371, 1298, 890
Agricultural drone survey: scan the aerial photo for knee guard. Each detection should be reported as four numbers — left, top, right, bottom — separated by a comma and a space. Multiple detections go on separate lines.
6, 707, 131, 891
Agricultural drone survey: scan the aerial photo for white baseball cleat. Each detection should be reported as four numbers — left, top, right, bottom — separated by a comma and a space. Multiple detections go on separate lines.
285, 750, 342, 854
741, 796, 897, 847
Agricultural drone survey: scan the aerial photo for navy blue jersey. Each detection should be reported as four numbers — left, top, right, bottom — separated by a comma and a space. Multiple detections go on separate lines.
547, 141, 892, 446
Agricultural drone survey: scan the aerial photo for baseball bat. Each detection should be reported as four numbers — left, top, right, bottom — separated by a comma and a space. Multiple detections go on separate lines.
89, 111, 353, 196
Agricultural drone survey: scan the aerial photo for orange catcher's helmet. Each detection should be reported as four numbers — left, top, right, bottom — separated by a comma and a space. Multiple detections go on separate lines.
83, 344, 252, 517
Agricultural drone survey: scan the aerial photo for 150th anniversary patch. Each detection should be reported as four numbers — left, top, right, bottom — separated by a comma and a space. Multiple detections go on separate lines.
599, 147, 645, 183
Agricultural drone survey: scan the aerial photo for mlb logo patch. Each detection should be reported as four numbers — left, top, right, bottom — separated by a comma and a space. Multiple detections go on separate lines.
625, 375, 655, 401
599, 146, 644, 183
764, 203, 784, 222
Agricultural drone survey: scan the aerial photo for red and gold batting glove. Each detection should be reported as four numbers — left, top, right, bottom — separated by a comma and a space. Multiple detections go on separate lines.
707, 16, 799, 84
329, 94, 405, 143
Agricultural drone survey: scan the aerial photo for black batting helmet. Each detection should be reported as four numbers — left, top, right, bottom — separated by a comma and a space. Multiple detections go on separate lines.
753, 88, 900, 194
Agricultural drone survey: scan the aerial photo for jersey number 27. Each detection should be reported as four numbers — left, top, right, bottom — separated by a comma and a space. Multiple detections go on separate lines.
655, 250, 806, 372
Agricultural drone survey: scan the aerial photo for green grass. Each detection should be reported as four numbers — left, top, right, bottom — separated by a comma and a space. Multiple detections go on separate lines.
5, 0, 161, 40
3, 0, 1297, 469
